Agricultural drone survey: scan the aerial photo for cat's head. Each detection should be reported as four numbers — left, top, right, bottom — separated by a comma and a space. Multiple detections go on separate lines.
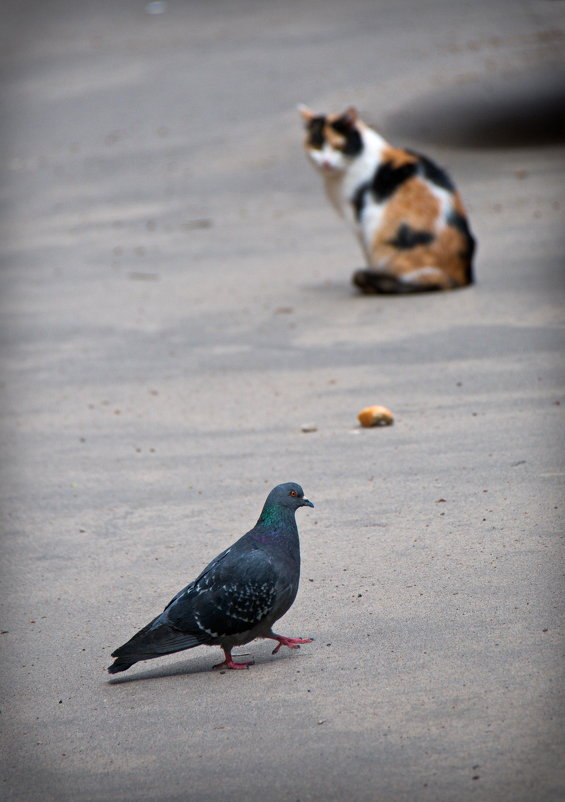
299, 105, 363, 175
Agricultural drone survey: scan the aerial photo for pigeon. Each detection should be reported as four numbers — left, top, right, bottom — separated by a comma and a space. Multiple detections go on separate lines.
107, 482, 314, 673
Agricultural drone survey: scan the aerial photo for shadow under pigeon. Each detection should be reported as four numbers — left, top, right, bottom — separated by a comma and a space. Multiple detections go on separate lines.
107, 659, 213, 684
386, 65, 565, 149
106, 649, 303, 684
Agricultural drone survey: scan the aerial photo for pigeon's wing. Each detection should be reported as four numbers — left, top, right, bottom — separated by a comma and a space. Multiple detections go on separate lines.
166, 545, 286, 640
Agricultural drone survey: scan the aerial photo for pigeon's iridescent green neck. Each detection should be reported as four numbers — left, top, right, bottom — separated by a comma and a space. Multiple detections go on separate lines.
258, 503, 295, 528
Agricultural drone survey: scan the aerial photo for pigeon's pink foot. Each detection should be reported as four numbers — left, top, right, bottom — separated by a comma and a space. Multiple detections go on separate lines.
269, 635, 314, 655
213, 649, 254, 670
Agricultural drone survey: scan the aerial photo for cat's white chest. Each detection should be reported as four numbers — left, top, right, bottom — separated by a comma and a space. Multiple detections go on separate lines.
342, 129, 387, 222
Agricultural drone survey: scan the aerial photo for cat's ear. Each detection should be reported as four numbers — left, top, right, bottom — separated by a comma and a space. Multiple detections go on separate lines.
340, 107, 358, 127
298, 103, 315, 122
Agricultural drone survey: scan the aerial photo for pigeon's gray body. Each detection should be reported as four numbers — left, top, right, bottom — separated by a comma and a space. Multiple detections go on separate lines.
108, 482, 313, 673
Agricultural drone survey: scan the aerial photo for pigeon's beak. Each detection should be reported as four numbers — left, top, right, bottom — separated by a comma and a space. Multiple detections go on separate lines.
301, 498, 314, 508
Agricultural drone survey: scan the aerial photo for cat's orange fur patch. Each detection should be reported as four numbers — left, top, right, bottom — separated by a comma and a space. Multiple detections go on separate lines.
380, 146, 418, 169
369, 176, 470, 286
324, 125, 346, 150
436, 224, 471, 286
374, 177, 440, 248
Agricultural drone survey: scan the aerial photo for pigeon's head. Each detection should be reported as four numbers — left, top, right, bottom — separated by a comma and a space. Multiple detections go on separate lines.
268, 482, 314, 510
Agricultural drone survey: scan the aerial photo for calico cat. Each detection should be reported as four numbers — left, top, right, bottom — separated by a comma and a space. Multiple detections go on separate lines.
299, 105, 475, 293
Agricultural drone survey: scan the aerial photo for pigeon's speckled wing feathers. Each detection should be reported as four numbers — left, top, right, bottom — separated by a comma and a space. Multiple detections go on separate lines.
165, 540, 289, 641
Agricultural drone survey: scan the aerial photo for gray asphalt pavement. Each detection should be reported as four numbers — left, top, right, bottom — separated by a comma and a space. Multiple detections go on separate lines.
1, 1, 564, 800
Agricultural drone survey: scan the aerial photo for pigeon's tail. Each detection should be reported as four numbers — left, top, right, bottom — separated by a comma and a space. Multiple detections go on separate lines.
107, 616, 201, 674
107, 657, 136, 674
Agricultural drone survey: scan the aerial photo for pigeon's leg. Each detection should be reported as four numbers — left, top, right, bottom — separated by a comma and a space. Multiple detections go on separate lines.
213, 647, 254, 670
268, 634, 314, 655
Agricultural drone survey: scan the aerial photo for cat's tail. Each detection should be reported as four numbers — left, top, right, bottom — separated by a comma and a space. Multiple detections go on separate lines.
352, 267, 467, 294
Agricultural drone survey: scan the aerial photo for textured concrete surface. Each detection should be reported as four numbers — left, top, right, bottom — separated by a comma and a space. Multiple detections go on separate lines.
1, 1, 564, 800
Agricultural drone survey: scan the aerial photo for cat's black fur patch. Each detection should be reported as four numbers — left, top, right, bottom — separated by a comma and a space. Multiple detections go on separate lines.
352, 180, 371, 221
448, 208, 472, 240
409, 150, 455, 192
372, 160, 418, 202
389, 223, 434, 249
330, 119, 363, 156
307, 116, 326, 149
447, 209, 476, 281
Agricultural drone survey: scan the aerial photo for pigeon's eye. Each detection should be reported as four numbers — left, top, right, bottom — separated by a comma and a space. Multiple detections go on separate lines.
289, 490, 297, 497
